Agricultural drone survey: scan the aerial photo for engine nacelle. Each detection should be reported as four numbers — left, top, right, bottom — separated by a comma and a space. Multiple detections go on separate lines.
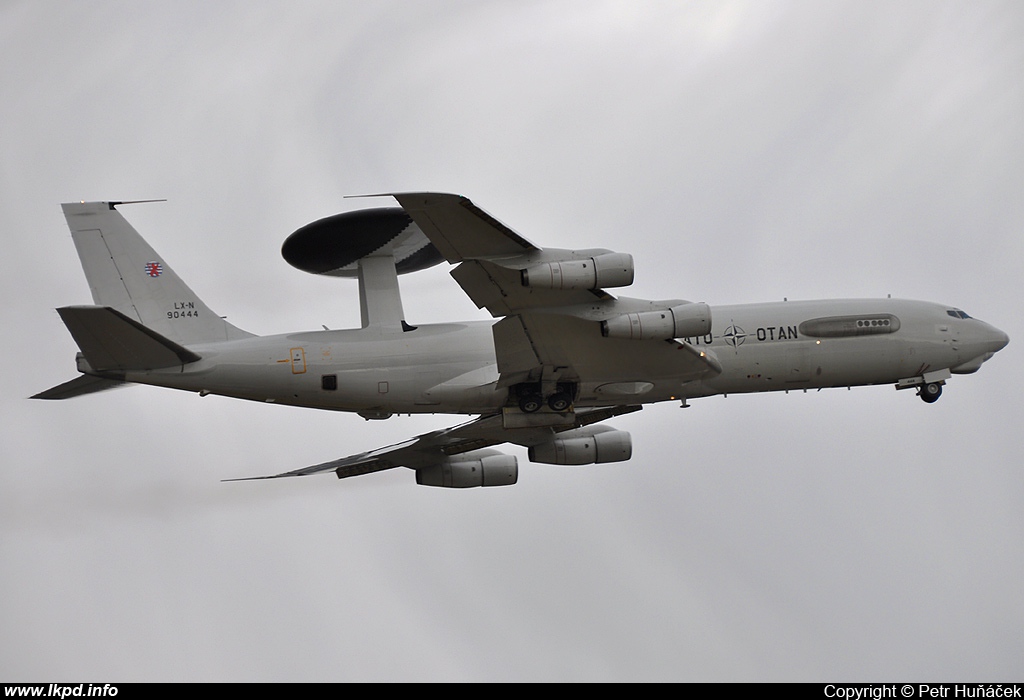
416, 449, 518, 488
601, 302, 711, 340
521, 252, 634, 290
528, 426, 632, 466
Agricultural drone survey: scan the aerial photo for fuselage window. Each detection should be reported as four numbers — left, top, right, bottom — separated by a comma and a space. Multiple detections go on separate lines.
321, 374, 338, 391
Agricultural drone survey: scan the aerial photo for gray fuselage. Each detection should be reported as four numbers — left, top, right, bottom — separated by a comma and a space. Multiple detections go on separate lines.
127, 297, 1008, 416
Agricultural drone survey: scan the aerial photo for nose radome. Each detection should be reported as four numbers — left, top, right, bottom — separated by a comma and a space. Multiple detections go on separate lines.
991, 328, 1009, 352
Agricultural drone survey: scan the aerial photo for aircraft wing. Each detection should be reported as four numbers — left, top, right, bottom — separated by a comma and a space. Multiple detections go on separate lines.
378, 192, 721, 388
384, 192, 609, 315
385, 192, 539, 264
226, 405, 641, 483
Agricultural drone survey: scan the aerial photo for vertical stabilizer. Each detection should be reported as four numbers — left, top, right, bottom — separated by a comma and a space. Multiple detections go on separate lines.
62, 202, 252, 344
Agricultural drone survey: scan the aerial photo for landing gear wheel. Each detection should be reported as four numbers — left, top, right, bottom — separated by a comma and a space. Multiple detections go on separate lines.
547, 392, 572, 412
919, 382, 942, 403
519, 394, 543, 413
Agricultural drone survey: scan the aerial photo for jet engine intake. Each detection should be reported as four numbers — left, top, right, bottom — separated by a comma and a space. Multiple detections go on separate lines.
521, 252, 634, 290
601, 302, 711, 340
528, 425, 632, 465
416, 449, 518, 488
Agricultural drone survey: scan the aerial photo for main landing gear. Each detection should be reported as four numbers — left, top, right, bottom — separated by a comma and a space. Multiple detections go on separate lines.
918, 382, 943, 404
515, 383, 576, 413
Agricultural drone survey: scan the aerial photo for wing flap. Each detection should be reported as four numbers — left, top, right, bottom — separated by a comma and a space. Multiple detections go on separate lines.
491, 316, 542, 386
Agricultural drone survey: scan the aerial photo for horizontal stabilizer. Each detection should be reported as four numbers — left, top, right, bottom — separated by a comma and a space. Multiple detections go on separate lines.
57, 305, 201, 372
31, 374, 127, 400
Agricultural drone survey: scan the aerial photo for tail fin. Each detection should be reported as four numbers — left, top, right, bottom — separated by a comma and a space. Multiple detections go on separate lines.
62, 201, 252, 345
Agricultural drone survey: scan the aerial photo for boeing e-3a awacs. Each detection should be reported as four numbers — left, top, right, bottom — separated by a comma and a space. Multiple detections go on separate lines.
35, 193, 1009, 487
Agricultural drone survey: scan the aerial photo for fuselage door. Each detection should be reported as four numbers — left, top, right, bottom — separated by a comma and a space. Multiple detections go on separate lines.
291, 347, 307, 374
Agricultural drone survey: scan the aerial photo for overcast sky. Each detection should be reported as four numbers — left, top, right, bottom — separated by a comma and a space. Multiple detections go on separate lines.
2, 0, 1022, 682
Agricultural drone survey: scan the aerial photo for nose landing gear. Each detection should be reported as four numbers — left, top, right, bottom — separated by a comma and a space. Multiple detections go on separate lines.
919, 382, 943, 403
897, 370, 950, 404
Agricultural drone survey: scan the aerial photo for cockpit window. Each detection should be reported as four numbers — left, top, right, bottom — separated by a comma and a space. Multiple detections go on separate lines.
947, 309, 972, 320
